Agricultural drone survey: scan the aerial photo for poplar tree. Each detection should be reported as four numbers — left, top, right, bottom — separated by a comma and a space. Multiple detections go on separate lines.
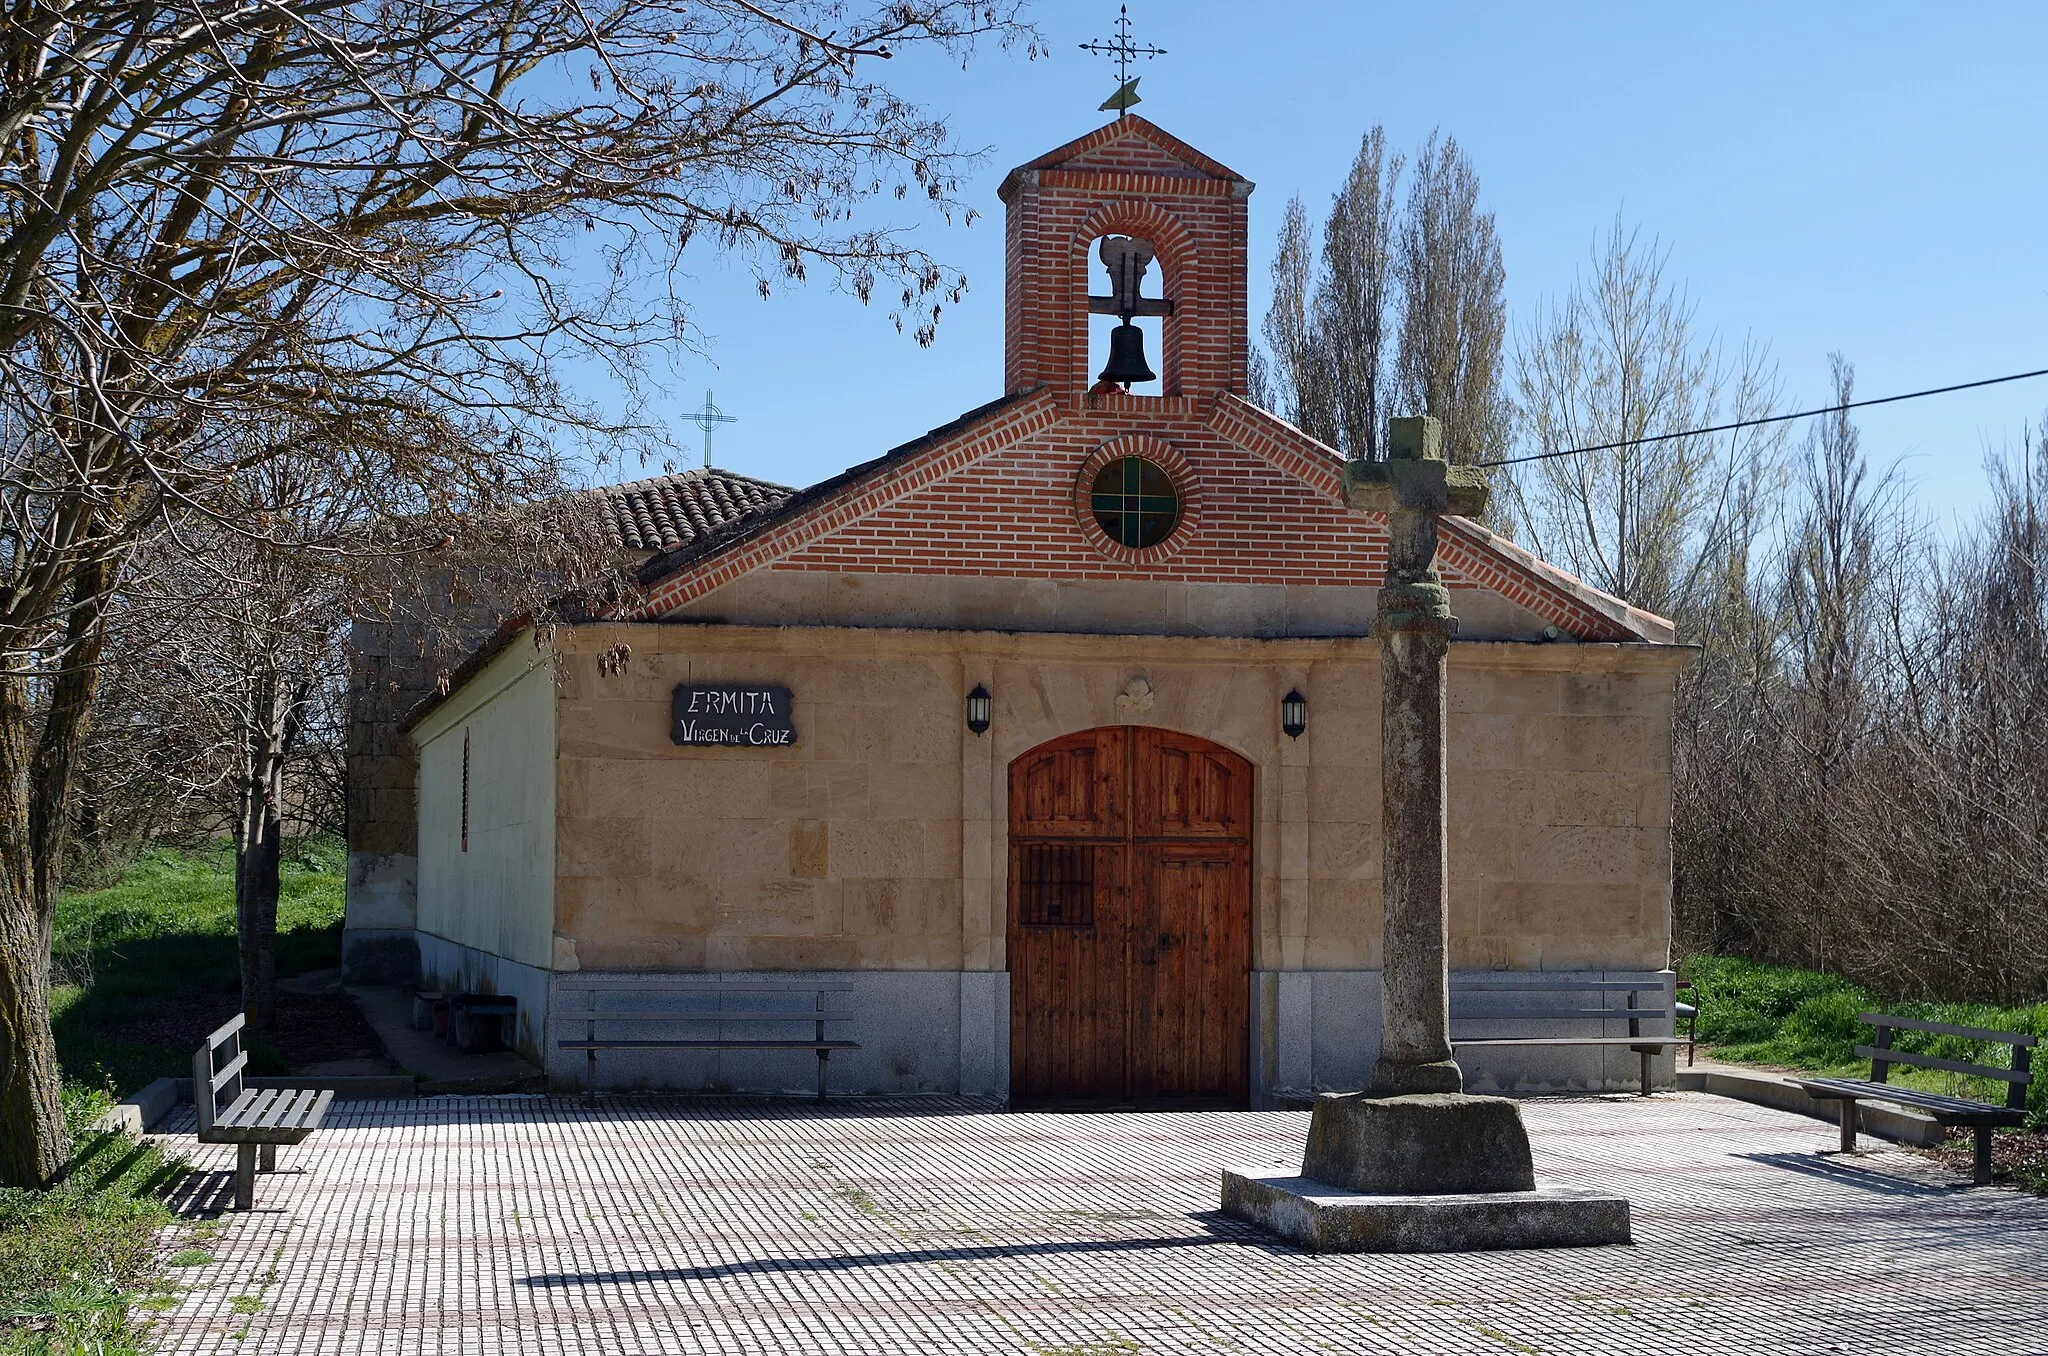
1256, 126, 1503, 467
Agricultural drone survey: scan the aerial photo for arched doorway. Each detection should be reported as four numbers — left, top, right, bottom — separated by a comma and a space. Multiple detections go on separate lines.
1007, 727, 1252, 1106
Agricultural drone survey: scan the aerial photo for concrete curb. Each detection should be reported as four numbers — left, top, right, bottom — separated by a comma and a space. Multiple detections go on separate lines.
89, 1076, 181, 1136
1676, 1065, 1944, 1147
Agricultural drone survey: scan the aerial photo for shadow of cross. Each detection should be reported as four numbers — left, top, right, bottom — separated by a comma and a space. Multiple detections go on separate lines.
1342, 416, 1491, 1095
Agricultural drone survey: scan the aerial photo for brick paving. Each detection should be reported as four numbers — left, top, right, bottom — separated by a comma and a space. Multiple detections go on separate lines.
147, 1093, 2045, 1354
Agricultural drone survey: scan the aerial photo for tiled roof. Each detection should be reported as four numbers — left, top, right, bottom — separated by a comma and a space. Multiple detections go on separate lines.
597, 468, 794, 553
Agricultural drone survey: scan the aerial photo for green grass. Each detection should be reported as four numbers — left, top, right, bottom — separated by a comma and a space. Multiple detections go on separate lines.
0, 1088, 187, 1355
1681, 954, 2048, 1124
50, 838, 346, 1093
0, 842, 344, 1351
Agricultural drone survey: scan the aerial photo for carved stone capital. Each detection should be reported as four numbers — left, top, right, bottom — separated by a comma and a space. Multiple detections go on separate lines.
1375, 581, 1458, 637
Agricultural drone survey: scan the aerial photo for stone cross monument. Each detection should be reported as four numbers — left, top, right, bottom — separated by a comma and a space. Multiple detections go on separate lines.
1218, 414, 1630, 1251
1345, 415, 1489, 1095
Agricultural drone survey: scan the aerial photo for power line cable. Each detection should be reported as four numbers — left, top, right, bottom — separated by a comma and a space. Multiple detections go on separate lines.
1472, 365, 2048, 469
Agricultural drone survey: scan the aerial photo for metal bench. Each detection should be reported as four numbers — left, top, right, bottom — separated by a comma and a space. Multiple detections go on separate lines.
1451, 975, 1681, 1095
553, 979, 858, 1103
1794, 1013, 2036, 1185
192, 1014, 332, 1210
1675, 980, 1701, 1066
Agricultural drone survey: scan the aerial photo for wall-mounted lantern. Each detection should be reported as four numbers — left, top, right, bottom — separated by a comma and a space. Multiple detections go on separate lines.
1281, 689, 1307, 740
966, 684, 992, 735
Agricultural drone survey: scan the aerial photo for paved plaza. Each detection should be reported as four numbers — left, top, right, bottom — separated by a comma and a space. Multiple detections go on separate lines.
150, 1093, 2045, 1355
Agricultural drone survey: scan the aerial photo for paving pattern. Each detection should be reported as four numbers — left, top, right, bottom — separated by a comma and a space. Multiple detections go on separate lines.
146, 1093, 2046, 1355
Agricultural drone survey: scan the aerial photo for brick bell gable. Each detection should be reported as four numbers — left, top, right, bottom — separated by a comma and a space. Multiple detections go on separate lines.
620, 117, 1670, 645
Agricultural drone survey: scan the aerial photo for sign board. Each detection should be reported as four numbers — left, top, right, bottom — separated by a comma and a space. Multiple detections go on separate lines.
670, 683, 797, 747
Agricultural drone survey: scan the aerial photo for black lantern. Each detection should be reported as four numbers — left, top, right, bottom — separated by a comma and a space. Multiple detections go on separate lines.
966, 684, 992, 735
1281, 688, 1307, 739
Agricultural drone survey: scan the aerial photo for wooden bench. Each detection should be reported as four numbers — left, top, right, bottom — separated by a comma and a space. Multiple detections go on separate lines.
553, 979, 858, 1103
192, 1014, 332, 1210
1793, 1013, 2036, 1185
1450, 976, 1682, 1095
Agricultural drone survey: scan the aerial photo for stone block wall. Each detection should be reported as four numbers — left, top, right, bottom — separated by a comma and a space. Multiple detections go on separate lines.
540, 624, 1681, 982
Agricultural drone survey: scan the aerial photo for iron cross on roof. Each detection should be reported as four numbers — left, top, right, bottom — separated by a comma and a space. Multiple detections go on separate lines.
1079, 4, 1165, 117
689, 389, 737, 469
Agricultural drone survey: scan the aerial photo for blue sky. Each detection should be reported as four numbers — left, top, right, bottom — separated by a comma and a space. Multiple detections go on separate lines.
635, 2, 2048, 529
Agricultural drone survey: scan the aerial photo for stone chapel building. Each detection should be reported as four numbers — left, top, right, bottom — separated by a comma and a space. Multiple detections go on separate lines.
346, 116, 1687, 1106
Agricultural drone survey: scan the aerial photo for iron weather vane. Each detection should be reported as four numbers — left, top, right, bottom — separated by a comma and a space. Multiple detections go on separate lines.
1080, 4, 1166, 117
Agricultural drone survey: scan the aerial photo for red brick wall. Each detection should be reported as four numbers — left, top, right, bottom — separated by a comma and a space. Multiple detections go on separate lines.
772, 408, 1392, 585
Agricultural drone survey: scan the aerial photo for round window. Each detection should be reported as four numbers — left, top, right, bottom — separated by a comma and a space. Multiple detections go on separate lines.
1090, 456, 1180, 549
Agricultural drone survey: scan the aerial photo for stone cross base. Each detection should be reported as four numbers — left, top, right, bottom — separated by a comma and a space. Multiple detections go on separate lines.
1220, 1173, 1631, 1253
1219, 1091, 1632, 1253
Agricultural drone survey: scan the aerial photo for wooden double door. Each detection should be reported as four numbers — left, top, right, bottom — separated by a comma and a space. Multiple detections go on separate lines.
1007, 727, 1252, 1106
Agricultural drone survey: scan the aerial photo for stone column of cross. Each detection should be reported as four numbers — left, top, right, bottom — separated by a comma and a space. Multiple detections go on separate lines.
1343, 416, 1491, 1096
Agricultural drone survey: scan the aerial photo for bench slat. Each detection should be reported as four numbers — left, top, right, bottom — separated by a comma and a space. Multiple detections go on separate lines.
1795, 1077, 2028, 1123
1863, 1013, 2039, 1048
1853, 1045, 2029, 1083
1451, 1008, 1672, 1022
238, 1089, 319, 1129
269, 1089, 332, 1132
202, 1012, 246, 1051
1449, 980, 1667, 993
558, 1039, 860, 1051
210, 1086, 333, 1140
1451, 1037, 1678, 1048
552, 1010, 851, 1024
300, 1090, 336, 1131
558, 981, 855, 992
227, 1087, 284, 1127
209, 1050, 249, 1093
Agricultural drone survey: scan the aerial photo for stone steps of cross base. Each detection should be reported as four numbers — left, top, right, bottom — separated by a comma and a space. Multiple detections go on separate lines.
1676, 1063, 1944, 1146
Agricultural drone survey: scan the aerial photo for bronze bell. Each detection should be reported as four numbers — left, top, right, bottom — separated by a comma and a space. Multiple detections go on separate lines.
1099, 321, 1156, 386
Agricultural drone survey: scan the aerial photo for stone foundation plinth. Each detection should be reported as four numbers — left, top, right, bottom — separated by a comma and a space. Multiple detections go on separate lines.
1221, 1172, 1631, 1253
1302, 1092, 1535, 1195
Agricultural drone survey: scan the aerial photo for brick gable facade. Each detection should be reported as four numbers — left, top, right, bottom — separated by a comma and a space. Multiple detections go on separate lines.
626, 116, 1666, 645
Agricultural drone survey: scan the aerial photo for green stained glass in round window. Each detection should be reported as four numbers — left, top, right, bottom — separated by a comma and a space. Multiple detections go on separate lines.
1090, 456, 1179, 549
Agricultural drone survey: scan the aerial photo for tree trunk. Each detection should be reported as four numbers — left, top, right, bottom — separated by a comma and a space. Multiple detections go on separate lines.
236, 676, 288, 1033
0, 671, 65, 1183
0, 555, 117, 1187
236, 788, 283, 1033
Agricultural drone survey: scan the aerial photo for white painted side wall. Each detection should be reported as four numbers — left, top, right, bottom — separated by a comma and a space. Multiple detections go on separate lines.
414, 641, 557, 969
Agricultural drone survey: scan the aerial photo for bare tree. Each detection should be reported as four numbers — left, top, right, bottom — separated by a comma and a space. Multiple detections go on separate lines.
1671, 373, 2048, 1005
1508, 217, 1785, 627
0, 0, 1036, 1187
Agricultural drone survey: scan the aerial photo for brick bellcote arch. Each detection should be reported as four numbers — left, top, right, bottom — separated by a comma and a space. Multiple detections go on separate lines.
1073, 198, 1198, 397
